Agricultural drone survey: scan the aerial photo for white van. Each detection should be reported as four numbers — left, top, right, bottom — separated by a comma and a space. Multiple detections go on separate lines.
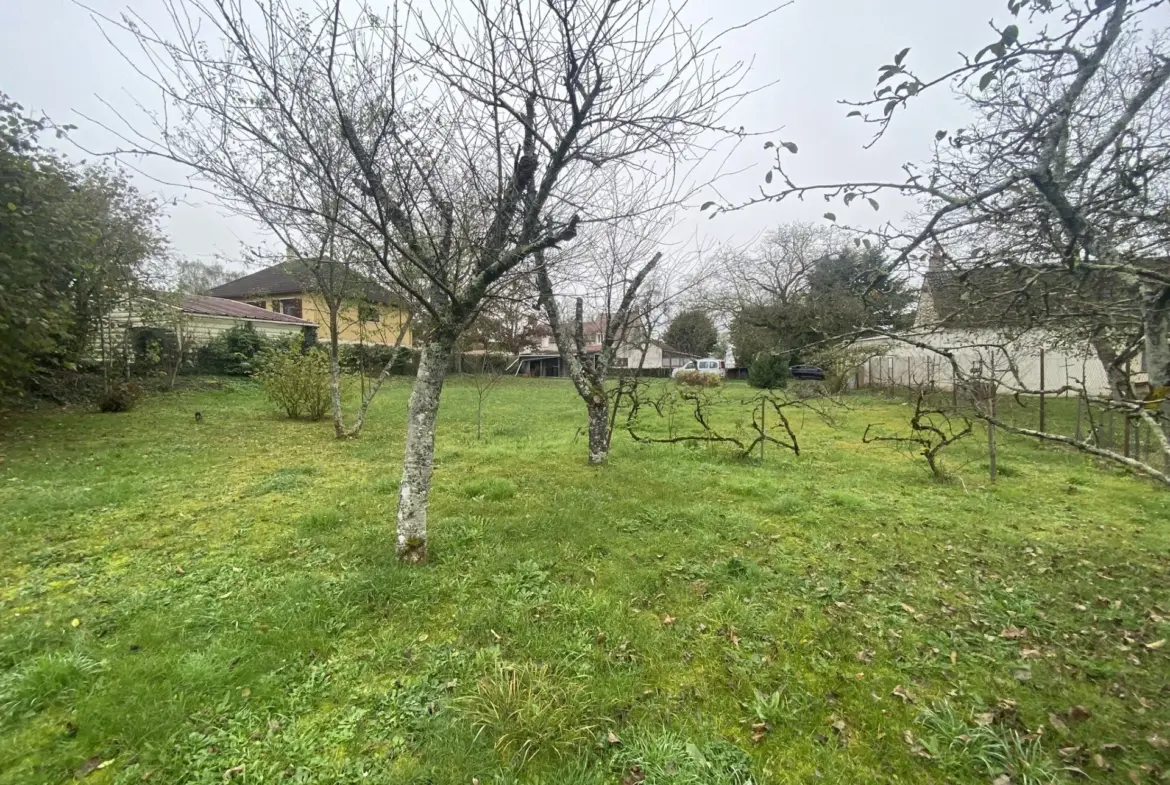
672, 357, 726, 378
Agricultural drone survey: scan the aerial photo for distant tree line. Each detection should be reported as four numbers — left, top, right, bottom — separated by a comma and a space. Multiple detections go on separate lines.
717, 222, 916, 366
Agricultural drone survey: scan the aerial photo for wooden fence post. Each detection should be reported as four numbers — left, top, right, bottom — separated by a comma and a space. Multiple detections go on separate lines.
1038, 348, 1046, 432
988, 357, 998, 484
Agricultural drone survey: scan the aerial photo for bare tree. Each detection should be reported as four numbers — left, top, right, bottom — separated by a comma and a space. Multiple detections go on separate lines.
463, 351, 510, 441
863, 390, 973, 480
715, 0, 1170, 480
534, 181, 705, 465
90, 0, 763, 561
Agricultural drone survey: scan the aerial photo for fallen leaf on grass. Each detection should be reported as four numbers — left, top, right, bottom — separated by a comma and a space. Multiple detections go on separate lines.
992, 776, 1011, 785
1148, 734, 1169, 750
606, 731, 622, 746
1068, 705, 1091, 722
661, 614, 675, 627
1048, 713, 1069, 736
1012, 667, 1032, 682
1143, 638, 1165, 650
902, 730, 932, 759
891, 685, 915, 703
1000, 625, 1028, 640
622, 765, 646, 785
1020, 648, 1043, 659
224, 764, 245, 779
856, 649, 874, 664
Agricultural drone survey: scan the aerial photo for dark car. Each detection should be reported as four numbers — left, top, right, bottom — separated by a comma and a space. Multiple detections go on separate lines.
789, 364, 826, 381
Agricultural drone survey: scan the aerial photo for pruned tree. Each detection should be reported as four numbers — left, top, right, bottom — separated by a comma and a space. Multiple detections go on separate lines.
534, 178, 705, 465
716, 0, 1170, 482
863, 390, 973, 480
535, 243, 662, 464
91, 0, 761, 561
625, 381, 837, 461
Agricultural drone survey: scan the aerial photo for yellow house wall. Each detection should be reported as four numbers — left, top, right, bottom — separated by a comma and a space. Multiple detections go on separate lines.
237, 295, 412, 347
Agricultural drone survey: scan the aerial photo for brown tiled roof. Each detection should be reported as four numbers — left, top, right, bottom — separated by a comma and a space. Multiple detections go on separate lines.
209, 262, 400, 305
180, 294, 316, 326
921, 265, 1140, 331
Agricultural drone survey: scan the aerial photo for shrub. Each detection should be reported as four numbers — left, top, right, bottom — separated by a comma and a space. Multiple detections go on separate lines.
337, 343, 418, 376
128, 326, 180, 374
97, 382, 143, 413
256, 340, 331, 420
747, 352, 788, 390
674, 369, 722, 388
194, 325, 274, 375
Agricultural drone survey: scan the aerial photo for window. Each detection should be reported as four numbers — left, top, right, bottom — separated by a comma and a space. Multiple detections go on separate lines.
683, 361, 696, 371
611, 357, 629, 368
278, 298, 303, 318
699, 360, 716, 370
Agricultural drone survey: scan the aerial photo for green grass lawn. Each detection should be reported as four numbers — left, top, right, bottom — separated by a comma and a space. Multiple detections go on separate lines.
1, 378, 1167, 784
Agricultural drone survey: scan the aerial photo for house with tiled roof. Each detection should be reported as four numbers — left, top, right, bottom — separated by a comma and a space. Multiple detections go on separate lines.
854, 254, 1145, 397
210, 261, 412, 348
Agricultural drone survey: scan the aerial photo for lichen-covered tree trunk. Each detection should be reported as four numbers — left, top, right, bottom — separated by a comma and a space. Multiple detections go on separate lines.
1144, 287, 1170, 446
395, 335, 455, 564
586, 395, 610, 465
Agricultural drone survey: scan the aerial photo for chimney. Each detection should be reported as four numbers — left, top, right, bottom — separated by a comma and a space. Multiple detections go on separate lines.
928, 244, 946, 275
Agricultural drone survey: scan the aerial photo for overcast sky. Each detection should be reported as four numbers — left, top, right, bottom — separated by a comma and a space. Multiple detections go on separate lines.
1, 0, 1009, 273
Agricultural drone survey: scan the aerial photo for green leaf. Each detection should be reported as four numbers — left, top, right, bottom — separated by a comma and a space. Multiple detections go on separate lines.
6, 202, 15, 211
991, 41, 1006, 57
1001, 24, 1019, 44
935, 130, 947, 141
824, 212, 837, 222
782, 141, 798, 154
844, 192, 857, 206
765, 170, 773, 184
700, 201, 716, 211
975, 44, 992, 63
979, 71, 996, 91
883, 100, 898, 116
877, 67, 902, 85
847, 110, 862, 118
763, 141, 775, 150
895, 47, 910, 66
862, 238, 872, 250
867, 198, 880, 211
